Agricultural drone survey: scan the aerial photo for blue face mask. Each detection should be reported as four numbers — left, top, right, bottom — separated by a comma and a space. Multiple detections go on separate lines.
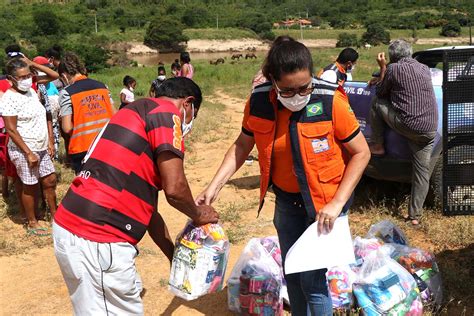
182, 103, 194, 137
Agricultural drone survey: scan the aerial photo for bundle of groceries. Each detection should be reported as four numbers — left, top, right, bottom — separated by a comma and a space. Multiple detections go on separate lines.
169, 221, 230, 300
227, 237, 286, 316
328, 220, 443, 316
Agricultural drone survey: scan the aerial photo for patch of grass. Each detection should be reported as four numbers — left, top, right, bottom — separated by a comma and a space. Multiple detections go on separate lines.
218, 202, 243, 223
274, 27, 472, 40
184, 28, 259, 40
159, 278, 168, 288
226, 224, 249, 244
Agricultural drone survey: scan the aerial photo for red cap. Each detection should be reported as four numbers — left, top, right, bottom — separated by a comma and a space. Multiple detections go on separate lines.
33, 56, 50, 65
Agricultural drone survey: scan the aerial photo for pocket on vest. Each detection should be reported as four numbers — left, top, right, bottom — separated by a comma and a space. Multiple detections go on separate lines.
247, 116, 274, 134
300, 123, 336, 163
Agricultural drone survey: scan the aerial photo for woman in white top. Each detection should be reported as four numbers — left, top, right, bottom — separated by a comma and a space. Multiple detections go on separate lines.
119, 75, 136, 109
1, 58, 58, 235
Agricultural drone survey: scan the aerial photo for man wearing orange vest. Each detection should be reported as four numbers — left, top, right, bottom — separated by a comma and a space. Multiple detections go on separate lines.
318, 48, 359, 86
58, 53, 115, 173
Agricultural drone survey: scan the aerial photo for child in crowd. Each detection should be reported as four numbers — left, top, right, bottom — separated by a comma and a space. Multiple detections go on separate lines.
119, 75, 136, 109
171, 59, 181, 77
149, 66, 166, 97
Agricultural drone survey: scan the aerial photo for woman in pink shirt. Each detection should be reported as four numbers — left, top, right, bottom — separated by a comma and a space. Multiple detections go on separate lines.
178, 52, 194, 79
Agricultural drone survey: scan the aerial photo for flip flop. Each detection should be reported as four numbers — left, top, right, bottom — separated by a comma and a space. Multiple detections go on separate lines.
403, 216, 420, 226
26, 227, 50, 237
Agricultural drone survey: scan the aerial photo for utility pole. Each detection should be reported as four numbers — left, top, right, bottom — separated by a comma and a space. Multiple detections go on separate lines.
217, 14, 219, 29
94, 12, 98, 33
300, 17, 303, 40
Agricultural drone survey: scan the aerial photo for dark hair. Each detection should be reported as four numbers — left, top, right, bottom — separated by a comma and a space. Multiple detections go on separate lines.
123, 75, 136, 86
180, 52, 191, 64
6, 58, 28, 77
158, 66, 166, 74
155, 77, 202, 110
45, 45, 62, 60
262, 40, 313, 81
5, 44, 22, 56
171, 59, 181, 71
271, 35, 295, 49
58, 52, 87, 76
336, 48, 359, 64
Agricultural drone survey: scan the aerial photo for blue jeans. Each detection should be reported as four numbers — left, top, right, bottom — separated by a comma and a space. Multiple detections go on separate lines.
273, 186, 333, 316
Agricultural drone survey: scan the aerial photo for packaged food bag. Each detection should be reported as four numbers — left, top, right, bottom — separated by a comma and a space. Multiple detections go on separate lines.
353, 236, 384, 268
327, 265, 357, 310
388, 244, 443, 307
366, 220, 408, 246
353, 249, 419, 315
227, 237, 284, 315
169, 221, 230, 300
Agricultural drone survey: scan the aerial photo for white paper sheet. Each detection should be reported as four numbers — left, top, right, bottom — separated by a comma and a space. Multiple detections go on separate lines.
284, 216, 355, 274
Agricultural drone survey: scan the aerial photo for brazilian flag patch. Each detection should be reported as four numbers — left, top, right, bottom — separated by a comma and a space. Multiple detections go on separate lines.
306, 102, 323, 117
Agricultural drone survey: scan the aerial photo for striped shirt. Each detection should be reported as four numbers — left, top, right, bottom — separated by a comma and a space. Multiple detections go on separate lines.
54, 98, 185, 244
376, 57, 438, 132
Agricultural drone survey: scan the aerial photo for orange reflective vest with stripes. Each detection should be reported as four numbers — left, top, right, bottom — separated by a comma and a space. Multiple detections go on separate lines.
317, 62, 347, 86
245, 79, 357, 217
66, 76, 114, 155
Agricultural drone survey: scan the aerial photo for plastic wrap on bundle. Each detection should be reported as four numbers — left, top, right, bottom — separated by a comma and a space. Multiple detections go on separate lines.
352, 236, 384, 269
327, 265, 357, 310
386, 243, 443, 307
169, 221, 230, 301
366, 220, 409, 246
353, 249, 419, 315
227, 237, 284, 315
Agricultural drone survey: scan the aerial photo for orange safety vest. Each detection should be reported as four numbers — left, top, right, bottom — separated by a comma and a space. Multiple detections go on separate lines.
66, 76, 114, 155
317, 62, 347, 86
248, 79, 353, 217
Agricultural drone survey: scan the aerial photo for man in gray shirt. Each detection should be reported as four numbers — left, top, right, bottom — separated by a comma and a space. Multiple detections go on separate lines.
369, 39, 438, 226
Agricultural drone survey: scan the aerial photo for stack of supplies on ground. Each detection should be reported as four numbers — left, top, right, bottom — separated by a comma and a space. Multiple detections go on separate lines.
228, 237, 285, 316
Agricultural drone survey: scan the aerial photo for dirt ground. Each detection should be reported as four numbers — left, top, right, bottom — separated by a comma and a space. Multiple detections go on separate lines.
0, 92, 473, 315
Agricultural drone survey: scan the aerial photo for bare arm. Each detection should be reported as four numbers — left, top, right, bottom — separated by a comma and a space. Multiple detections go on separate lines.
120, 93, 129, 104
157, 151, 219, 225
23, 58, 59, 84
181, 64, 189, 77
196, 132, 255, 205
316, 132, 370, 234
61, 114, 73, 135
4, 116, 39, 167
147, 211, 174, 263
149, 85, 156, 98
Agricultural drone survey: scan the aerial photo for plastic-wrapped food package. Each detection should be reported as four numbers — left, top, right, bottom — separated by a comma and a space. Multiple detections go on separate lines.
387, 244, 443, 307
353, 249, 420, 315
367, 220, 409, 246
353, 236, 384, 268
327, 265, 357, 310
227, 237, 284, 315
169, 221, 230, 300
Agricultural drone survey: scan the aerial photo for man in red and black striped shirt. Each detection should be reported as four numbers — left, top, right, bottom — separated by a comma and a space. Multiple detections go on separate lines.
53, 78, 219, 315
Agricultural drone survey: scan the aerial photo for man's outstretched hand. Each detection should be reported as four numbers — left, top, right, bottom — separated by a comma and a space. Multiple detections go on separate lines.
193, 205, 219, 226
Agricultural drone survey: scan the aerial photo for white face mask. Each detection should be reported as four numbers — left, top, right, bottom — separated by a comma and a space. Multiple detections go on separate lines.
182, 103, 194, 137
157, 75, 166, 81
129, 86, 134, 92
15, 77, 33, 92
347, 64, 355, 73
277, 93, 311, 112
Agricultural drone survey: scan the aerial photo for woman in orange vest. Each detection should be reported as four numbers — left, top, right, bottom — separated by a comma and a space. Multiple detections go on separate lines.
58, 53, 115, 174
196, 40, 370, 315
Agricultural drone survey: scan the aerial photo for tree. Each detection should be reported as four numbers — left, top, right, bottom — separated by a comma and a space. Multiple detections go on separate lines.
440, 21, 461, 37
361, 23, 391, 46
32, 9, 61, 36
144, 17, 189, 52
336, 33, 359, 47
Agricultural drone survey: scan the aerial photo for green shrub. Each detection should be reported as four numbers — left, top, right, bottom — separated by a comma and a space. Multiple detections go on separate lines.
32, 9, 62, 36
361, 23, 391, 46
144, 16, 188, 52
440, 21, 461, 37
336, 32, 359, 47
